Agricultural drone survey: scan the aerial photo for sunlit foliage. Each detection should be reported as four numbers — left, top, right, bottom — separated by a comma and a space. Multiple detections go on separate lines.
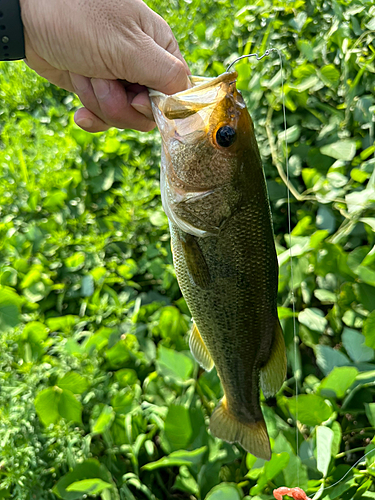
0, 0, 375, 498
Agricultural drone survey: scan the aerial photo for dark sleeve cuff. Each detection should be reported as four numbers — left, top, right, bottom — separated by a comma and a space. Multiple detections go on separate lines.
0, 0, 26, 61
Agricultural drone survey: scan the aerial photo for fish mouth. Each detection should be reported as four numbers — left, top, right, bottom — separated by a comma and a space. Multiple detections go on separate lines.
149, 71, 238, 99
149, 71, 239, 125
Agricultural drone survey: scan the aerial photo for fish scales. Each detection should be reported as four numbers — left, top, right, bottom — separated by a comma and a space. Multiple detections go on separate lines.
149, 71, 287, 459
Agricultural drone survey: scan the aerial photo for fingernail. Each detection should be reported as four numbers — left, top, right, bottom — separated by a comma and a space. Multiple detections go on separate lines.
70, 73, 90, 92
92, 78, 110, 100
75, 117, 93, 129
131, 103, 154, 121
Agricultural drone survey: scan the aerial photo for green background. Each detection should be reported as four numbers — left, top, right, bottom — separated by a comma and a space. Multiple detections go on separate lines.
1, 0, 375, 498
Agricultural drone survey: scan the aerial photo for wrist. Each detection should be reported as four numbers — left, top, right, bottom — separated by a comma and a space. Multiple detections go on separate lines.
0, 0, 25, 60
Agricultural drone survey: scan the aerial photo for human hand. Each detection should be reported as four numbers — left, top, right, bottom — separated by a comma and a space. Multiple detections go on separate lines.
20, 0, 190, 132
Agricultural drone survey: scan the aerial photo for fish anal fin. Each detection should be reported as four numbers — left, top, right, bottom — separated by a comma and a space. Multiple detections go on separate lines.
179, 233, 210, 289
189, 322, 214, 372
209, 396, 271, 460
260, 320, 287, 398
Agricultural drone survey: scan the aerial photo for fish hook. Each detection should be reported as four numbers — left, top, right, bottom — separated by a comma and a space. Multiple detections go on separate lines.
226, 48, 277, 72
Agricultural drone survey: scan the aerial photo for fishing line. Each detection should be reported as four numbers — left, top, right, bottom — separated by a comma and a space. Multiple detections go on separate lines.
322, 448, 375, 491
276, 49, 300, 488
227, 44, 375, 498
227, 48, 300, 486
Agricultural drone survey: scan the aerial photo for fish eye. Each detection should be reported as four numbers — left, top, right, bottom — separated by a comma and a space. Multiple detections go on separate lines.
216, 126, 237, 148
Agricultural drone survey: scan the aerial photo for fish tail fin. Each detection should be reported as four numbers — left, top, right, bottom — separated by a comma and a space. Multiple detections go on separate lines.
260, 320, 287, 398
209, 396, 271, 460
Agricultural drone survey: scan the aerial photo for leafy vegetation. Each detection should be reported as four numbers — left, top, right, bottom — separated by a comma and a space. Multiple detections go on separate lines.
0, 0, 375, 499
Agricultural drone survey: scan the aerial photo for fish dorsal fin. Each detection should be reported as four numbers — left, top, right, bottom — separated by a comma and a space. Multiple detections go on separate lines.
189, 322, 214, 372
260, 320, 287, 398
180, 233, 211, 289
209, 396, 271, 460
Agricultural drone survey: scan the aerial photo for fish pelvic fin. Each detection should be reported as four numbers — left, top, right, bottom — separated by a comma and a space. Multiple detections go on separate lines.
260, 320, 287, 398
189, 322, 214, 372
209, 396, 271, 460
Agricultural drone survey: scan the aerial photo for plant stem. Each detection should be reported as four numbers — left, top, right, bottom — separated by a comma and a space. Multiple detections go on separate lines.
336, 447, 367, 459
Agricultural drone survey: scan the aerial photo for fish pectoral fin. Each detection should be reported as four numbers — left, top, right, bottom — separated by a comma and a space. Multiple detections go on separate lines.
209, 396, 271, 460
179, 233, 211, 289
189, 322, 214, 372
260, 320, 287, 398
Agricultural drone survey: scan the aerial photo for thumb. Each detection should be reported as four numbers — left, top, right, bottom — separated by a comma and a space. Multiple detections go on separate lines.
131, 37, 191, 95
136, 40, 191, 95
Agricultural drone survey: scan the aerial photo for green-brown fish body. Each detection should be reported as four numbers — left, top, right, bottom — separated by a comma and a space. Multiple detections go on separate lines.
149, 72, 286, 460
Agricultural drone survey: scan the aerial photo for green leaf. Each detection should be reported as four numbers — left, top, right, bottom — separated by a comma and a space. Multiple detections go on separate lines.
157, 306, 189, 341
58, 372, 89, 394
66, 479, 112, 495
250, 453, 290, 494
114, 369, 138, 387
273, 433, 309, 490
342, 328, 374, 363
150, 210, 168, 227
364, 311, 375, 349
161, 405, 193, 453
365, 403, 375, 427
46, 315, 79, 333
320, 140, 356, 161
278, 125, 301, 143
91, 405, 115, 434
64, 252, 85, 271
102, 139, 120, 154
105, 337, 136, 369
318, 366, 358, 399
351, 169, 370, 183
81, 275, 94, 297
354, 282, 375, 312
320, 65, 340, 87
43, 190, 67, 210
111, 390, 135, 415
314, 345, 351, 376
52, 459, 115, 500
297, 40, 314, 61
23, 321, 49, 343
331, 421, 342, 457
156, 346, 194, 384
117, 259, 138, 279
298, 308, 327, 332
316, 426, 334, 477
142, 447, 207, 471
58, 389, 82, 424
286, 394, 333, 426
205, 483, 242, 500
314, 289, 336, 303
0, 287, 21, 330
361, 218, 375, 232
357, 265, 375, 287
20, 268, 41, 288
35, 387, 61, 426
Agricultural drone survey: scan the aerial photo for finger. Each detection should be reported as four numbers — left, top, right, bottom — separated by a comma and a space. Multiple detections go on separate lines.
91, 78, 156, 131
131, 90, 154, 120
74, 107, 110, 133
148, 13, 190, 75
136, 1, 190, 75
127, 38, 191, 95
70, 73, 155, 131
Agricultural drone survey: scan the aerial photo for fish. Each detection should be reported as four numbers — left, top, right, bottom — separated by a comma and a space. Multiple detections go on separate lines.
149, 71, 287, 460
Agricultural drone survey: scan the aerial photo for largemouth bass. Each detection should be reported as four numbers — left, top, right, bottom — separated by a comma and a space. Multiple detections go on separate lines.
149, 72, 287, 460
